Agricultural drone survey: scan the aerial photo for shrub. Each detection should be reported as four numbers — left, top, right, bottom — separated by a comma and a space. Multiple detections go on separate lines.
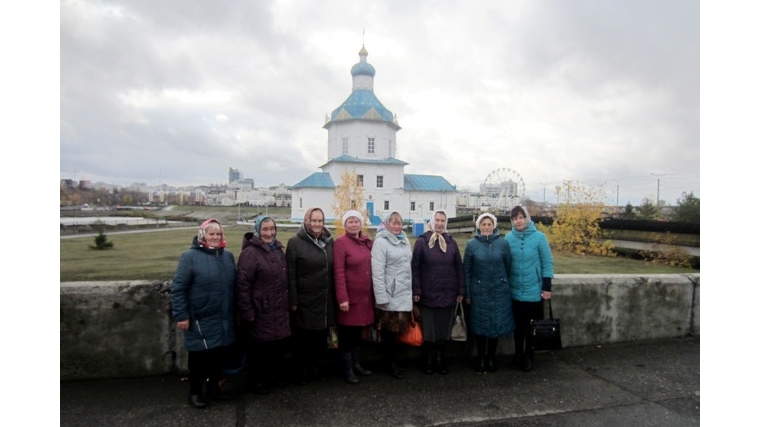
538, 180, 615, 257
89, 229, 114, 250
637, 233, 692, 268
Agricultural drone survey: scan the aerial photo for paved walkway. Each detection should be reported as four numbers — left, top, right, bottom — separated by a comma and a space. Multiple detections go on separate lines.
60, 337, 699, 427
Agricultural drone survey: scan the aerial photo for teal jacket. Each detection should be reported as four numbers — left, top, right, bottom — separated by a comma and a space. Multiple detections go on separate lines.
505, 221, 554, 302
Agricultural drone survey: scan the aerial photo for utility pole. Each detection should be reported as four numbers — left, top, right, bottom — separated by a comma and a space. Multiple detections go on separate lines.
651, 173, 666, 206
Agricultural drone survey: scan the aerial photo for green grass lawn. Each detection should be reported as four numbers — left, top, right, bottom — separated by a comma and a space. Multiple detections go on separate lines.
60, 224, 697, 282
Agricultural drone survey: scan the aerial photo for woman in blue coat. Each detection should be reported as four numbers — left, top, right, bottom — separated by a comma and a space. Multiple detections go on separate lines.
171, 218, 237, 408
463, 213, 514, 373
505, 205, 554, 372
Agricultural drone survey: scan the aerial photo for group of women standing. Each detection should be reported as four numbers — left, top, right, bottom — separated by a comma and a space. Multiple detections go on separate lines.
170, 205, 553, 409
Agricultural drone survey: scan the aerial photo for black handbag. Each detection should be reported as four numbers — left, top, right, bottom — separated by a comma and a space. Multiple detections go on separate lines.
531, 299, 562, 351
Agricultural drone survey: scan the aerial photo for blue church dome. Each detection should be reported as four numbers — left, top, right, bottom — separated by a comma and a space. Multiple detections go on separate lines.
330, 89, 394, 122
328, 45, 396, 125
351, 61, 375, 77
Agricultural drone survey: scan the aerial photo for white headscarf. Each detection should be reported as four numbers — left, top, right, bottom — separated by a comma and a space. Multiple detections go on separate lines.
475, 213, 497, 230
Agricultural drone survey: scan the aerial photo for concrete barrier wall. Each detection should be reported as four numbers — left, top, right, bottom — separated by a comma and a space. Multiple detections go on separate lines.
60, 274, 700, 381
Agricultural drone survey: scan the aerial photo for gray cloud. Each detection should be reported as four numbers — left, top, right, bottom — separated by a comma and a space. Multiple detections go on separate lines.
60, 0, 699, 205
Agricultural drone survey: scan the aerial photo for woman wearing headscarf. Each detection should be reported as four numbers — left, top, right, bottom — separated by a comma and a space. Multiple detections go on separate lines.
235, 216, 290, 394
371, 211, 413, 379
463, 213, 514, 373
333, 210, 374, 384
171, 218, 237, 408
412, 210, 464, 375
505, 205, 554, 372
286, 207, 335, 384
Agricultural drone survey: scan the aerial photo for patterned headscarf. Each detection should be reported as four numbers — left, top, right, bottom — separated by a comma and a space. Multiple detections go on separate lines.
302, 207, 326, 238
378, 211, 407, 242
253, 216, 277, 248
197, 218, 226, 249
425, 210, 448, 252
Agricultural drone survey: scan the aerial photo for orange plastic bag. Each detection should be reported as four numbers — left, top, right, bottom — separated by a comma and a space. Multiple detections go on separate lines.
397, 317, 423, 347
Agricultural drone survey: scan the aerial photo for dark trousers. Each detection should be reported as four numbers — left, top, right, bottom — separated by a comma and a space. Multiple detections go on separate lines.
246, 337, 290, 385
380, 331, 400, 365
187, 346, 227, 395
512, 299, 544, 356
337, 324, 363, 354
292, 327, 328, 375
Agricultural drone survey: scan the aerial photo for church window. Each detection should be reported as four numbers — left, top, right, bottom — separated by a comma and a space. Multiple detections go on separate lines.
342, 137, 348, 154
376, 175, 384, 188
367, 137, 375, 154
429, 202, 435, 211
410, 201, 416, 211
357, 175, 364, 187
384, 200, 389, 210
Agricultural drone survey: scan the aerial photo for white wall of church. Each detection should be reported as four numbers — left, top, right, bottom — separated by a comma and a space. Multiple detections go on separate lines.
290, 188, 339, 222
292, 187, 457, 226
326, 121, 397, 160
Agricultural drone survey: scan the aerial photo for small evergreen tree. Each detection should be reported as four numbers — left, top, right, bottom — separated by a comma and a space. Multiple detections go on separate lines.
636, 198, 658, 220
620, 203, 636, 220
89, 225, 114, 250
672, 191, 700, 223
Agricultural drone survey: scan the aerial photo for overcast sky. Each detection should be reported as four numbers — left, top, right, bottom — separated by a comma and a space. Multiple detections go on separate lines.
59, 0, 700, 206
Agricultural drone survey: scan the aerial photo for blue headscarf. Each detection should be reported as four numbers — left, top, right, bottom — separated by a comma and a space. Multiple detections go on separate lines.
253, 216, 277, 249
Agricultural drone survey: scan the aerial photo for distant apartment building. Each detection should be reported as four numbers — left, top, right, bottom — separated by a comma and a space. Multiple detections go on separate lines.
229, 167, 243, 184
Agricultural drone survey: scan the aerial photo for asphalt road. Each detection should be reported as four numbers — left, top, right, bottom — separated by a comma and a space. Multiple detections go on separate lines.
60, 337, 700, 427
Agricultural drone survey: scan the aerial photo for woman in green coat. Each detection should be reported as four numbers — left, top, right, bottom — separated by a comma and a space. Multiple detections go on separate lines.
463, 213, 513, 373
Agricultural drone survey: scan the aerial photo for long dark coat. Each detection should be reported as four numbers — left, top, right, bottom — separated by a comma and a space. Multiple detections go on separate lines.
235, 232, 290, 342
463, 230, 515, 338
286, 227, 336, 330
412, 230, 465, 308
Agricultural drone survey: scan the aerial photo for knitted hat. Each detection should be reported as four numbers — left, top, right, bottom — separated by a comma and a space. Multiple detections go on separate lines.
342, 210, 364, 227
475, 213, 497, 230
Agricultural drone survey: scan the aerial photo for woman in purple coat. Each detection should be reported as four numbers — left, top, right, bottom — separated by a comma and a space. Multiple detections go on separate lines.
333, 210, 375, 384
235, 216, 290, 394
412, 210, 465, 375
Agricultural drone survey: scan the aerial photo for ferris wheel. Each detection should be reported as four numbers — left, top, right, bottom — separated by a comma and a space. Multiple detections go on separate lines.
481, 167, 526, 210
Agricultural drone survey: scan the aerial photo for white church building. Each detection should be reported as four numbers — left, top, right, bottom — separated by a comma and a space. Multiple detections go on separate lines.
290, 46, 458, 226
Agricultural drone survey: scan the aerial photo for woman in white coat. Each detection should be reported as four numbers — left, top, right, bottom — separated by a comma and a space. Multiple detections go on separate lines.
371, 211, 413, 379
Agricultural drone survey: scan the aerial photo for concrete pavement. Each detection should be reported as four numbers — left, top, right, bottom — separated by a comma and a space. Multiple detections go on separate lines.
60, 336, 699, 427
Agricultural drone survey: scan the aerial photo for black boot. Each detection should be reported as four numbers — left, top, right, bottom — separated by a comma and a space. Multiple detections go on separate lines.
352, 349, 372, 376
423, 343, 435, 375
486, 338, 498, 372
509, 336, 524, 369
342, 352, 359, 384
311, 364, 328, 382
188, 392, 207, 409
522, 350, 533, 372
507, 353, 524, 369
382, 332, 403, 379
388, 361, 404, 379
475, 336, 487, 373
435, 342, 449, 375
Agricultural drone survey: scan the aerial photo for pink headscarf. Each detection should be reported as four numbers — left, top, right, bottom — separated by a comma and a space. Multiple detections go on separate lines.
197, 218, 226, 249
